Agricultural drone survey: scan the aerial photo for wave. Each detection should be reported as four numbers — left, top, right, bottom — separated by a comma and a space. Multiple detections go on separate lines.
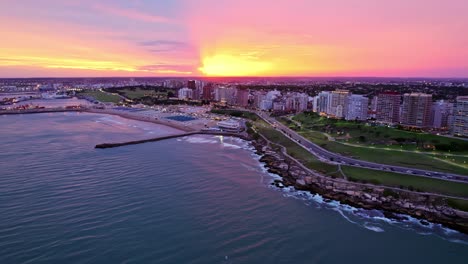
363, 223, 385, 232
252, 152, 468, 244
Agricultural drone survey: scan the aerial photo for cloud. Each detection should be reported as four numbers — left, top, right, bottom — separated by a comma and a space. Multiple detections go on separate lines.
137, 40, 195, 54
93, 3, 172, 24
138, 40, 189, 47
137, 64, 194, 74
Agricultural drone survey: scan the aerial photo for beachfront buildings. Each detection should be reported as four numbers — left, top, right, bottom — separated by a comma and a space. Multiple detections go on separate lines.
431, 100, 453, 129
376, 92, 400, 124
401, 93, 432, 128
236, 88, 250, 107
214, 86, 237, 105
178, 88, 193, 100
345, 94, 369, 121
329, 90, 350, 118
316, 91, 331, 114
452, 96, 468, 137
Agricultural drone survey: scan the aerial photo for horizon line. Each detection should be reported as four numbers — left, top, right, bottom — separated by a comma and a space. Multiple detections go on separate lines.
1, 75, 468, 80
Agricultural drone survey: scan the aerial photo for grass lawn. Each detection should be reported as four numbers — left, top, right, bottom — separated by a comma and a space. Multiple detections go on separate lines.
253, 120, 340, 176
280, 114, 468, 174
431, 154, 468, 168
251, 112, 468, 198
342, 166, 468, 197
211, 109, 259, 121
291, 112, 468, 154
447, 198, 468, 212
80, 90, 121, 103
307, 137, 468, 175
117, 88, 167, 100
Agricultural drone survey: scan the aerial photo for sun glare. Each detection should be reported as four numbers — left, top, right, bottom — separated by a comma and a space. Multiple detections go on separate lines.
199, 54, 272, 76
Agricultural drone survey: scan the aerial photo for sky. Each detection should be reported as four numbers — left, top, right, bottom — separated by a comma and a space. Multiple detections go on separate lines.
0, 0, 467, 78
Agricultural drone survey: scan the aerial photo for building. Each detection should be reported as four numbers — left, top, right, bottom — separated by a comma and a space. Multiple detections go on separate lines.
254, 92, 266, 109
202, 84, 214, 100
260, 99, 273, 110
187, 80, 196, 90
273, 100, 286, 111
178, 88, 193, 100
236, 88, 250, 107
312, 96, 319, 112
431, 100, 453, 129
401, 93, 432, 128
376, 92, 400, 124
214, 86, 237, 104
345, 95, 369, 121
329, 90, 350, 118
217, 119, 241, 132
452, 96, 468, 137
316, 91, 331, 114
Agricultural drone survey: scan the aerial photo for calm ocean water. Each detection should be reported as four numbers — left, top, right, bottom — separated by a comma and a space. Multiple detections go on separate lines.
0, 112, 467, 264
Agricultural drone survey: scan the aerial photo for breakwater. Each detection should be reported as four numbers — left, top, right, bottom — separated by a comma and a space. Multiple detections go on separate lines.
95, 131, 250, 149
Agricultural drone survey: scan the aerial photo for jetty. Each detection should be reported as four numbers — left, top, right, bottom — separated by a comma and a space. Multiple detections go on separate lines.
95, 131, 251, 149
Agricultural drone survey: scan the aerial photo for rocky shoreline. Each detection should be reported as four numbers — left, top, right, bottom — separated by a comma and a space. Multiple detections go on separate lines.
250, 137, 468, 234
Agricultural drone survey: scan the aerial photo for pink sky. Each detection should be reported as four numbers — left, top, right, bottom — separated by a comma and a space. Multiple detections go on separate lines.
0, 0, 467, 77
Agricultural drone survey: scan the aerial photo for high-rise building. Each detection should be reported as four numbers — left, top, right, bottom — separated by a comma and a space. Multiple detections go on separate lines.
452, 96, 468, 137
236, 88, 250, 107
187, 80, 196, 90
401, 93, 432, 128
431, 100, 453, 129
202, 84, 214, 100
329, 90, 350, 118
312, 96, 319, 112
214, 86, 237, 104
254, 92, 267, 109
187, 80, 200, 100
345, 95, 369, 121
317, 91, 331, 114
178, 88, 193, 100
376, 92, 400, 124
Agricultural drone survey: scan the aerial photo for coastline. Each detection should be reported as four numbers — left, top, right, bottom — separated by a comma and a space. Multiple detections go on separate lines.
83, 109, 195, 133
249, 135, 468, 234
3, 108, 467, 234
0, 108, 195, 133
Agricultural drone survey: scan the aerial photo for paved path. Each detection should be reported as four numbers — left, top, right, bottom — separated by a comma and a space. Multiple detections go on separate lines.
255, 126, 468, 200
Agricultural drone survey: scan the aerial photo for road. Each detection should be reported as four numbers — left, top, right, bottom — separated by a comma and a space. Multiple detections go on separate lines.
254, 111, 468, 184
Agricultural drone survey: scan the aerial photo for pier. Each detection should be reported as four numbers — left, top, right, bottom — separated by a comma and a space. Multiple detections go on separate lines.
95, 131, 251, 149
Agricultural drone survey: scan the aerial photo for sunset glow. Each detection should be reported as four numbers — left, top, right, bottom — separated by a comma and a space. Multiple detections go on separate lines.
1, 0, 468, 77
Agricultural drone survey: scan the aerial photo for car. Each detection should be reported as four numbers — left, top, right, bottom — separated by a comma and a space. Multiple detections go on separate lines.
406, 170, 413, 174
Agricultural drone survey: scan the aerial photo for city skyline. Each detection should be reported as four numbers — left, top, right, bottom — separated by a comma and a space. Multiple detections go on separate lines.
1, 0, 468, 78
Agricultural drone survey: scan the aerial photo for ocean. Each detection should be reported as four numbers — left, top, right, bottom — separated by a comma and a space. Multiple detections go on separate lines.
0, 112, 466, 263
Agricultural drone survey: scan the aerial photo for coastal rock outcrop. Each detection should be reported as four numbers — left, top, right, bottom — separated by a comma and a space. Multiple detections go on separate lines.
251, 137, 468, 234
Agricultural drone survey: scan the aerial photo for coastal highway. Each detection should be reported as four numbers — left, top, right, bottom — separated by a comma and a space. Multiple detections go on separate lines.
254, 111, 468, 184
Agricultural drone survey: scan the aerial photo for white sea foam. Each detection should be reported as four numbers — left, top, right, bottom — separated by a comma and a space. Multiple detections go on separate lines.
267, 183, 468, 244
241, 136, 468, 244
222, 143, 242, 149
363, 223, 385, 232
184, 136, 218, 144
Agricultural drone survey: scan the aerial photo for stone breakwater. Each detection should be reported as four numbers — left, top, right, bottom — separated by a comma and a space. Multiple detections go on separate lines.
95, 131, 250, 149
251, 137, 468, 234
